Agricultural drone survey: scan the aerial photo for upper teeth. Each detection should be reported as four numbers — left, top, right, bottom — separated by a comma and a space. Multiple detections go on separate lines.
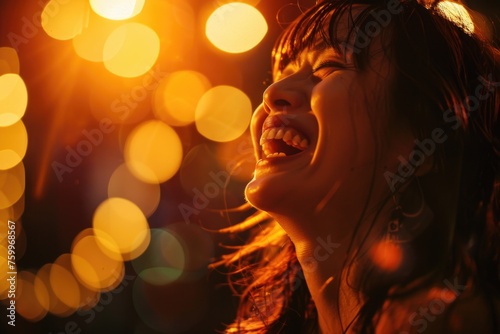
260, 126, 309, 154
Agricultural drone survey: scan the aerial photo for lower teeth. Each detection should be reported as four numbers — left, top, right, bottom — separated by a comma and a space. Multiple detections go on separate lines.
266, 152, 286, 158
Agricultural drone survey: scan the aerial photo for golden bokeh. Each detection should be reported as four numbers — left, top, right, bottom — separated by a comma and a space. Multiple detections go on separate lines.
108, 163, 161, 217
125, 120, 183, 184
0, 162, 25, 210
0, 120, 28, 170
50, 254, 82, 310
90, 0, 145, 21
0, 245, 9, 299
205, 3, 267, 53
34, 264, 74, 317
16, 271, 47, 322
41, 0, 87, 41
72, 11, 120, 62
195, 86, 252, 142
71, 233, 124, 291
0, 47, 20, 75
93, 198, 150, 260
103, 23, 160, 78
0, 73, 27, 127
153, 70, 211, 126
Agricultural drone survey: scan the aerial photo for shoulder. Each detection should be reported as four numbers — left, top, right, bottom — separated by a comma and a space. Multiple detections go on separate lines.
375, 283, 500, 334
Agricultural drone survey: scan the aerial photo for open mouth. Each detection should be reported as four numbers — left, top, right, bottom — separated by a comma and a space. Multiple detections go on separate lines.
260, 126, 309, 159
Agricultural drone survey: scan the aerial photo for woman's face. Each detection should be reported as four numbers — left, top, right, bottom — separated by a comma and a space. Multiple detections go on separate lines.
245, 18, 414, 227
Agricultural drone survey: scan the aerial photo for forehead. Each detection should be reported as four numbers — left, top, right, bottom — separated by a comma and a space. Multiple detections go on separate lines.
272, 1, 388, 75
272, 4, 380, 75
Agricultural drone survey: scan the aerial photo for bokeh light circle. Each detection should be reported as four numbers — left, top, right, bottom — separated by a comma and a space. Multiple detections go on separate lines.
73, 12, 120, 62
50, 254, 81, 310
0, 47, 20, 75
90, 0, 145, 20
370, 240, 403, 272
195, 85, 252, 142
71, 233, 124, 291
206, 2, 267, 53
108, 163, 161, 217
16, 271, 47, 322
103, 23, 160, 78
41, 0, 87, 41
0, 73, 27, 127
34, 264, 74, 317
93, 198, 150, 260
153, 71, 211, 126
0, 162, 25, 209
131, 228, 185, 286
125, 120, 183, 184
0, 120, 28, 170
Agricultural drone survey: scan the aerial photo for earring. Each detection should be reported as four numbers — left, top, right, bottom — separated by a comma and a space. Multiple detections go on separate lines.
386, 179, 434, 243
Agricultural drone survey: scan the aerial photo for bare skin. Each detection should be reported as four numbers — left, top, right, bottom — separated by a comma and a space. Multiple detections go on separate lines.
245, 32, 419, 332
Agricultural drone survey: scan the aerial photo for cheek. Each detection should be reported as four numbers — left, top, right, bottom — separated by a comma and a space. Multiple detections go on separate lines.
312, 79, 378, 170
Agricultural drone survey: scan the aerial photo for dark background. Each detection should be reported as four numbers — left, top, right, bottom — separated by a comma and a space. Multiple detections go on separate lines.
0, 0, 498, 333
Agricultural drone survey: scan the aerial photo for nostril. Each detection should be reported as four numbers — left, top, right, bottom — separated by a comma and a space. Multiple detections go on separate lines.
274, 99, 291, 108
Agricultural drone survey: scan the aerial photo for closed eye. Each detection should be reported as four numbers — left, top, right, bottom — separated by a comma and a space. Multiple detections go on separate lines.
311, 60, 349, 79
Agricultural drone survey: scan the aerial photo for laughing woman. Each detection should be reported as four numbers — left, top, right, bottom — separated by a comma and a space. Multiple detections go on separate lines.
215, 0, 500, 333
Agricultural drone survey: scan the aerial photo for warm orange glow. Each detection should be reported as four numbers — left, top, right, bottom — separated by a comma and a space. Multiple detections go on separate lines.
0, 47, 20, 75
436, 1, 474, 34
50, 254, 81, 310
125, 120, 183, 184
0, 162, 25, 209
41, 0, 87, 41
153, 71, 211, 126
0, 194, 24, 224
0, 120, 27, 170
206, 3, 267, 53
108, 163, 160, 217
16, 271, 47, 322
0, 245, 9, 299
195, 86, 252, 142
71, 234, 124, 291
103, 23, 160, 78
0, 74, 27, 127
370, 240, 403, 271
92, 197, 150, 260
215, 132, 255, 181
90, 0, 145, 20
72, 12, 120, 62
34, 264, 74, 317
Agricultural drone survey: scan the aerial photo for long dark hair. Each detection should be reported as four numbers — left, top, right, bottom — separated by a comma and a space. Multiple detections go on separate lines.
214, 1, 500, 333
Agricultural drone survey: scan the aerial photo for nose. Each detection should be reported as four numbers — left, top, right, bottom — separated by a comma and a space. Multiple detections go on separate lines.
262, 76, 307, 114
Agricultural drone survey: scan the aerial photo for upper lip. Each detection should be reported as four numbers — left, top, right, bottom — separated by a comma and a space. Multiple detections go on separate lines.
257, 114, 314, 159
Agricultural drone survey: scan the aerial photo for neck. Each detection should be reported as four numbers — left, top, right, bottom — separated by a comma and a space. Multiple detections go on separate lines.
271, 196, 392, 334
295, 234, 360, 334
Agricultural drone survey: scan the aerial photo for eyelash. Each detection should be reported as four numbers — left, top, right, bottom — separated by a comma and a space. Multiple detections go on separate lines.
312, 60, 346, 75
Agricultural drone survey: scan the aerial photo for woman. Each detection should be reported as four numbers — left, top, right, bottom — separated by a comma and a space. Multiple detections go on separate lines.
215, 0, 500, 333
